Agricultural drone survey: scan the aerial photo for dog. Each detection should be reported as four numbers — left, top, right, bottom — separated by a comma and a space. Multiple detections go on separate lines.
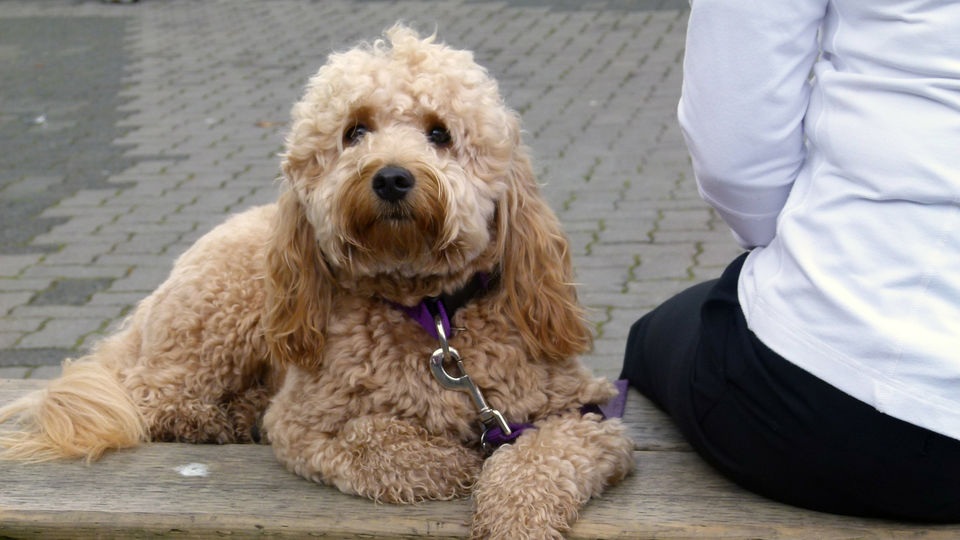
0, 25, 634, 539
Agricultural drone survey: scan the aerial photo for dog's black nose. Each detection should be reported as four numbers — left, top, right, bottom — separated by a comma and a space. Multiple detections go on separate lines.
372, 166, 415, 203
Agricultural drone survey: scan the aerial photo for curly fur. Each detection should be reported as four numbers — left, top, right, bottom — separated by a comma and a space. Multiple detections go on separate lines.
0, 25, 634, 538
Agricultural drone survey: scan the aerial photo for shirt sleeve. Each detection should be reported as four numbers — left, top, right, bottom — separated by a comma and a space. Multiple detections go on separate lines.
678, 0, 827, 248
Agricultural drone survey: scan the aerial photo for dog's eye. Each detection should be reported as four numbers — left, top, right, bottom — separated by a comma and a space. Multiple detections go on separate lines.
344, 123, 369, 145
426, 125, 452, 147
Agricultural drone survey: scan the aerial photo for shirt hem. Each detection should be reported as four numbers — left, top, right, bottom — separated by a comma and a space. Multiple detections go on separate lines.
742, 292, 960, 442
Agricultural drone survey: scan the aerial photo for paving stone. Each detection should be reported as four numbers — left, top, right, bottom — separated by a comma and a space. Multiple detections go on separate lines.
27, 364, 63, 379
30, 228, 128, 246
0, 317, 45, 334
2, 175, 65, 196
27, 264, 130, 280
0, 365, 30, 378
651, 229, 733, 244
590, 337, 633, 358
573, 248, 637, 268
0, 347, 72, 368
629, 243, 698, 280
93, 254, 177, 268
110, 232, 183, 255
601, 307, 652, 341
86, 291, 150, 307
16, 318, 106, 349
576, 268, 635, 295
0, 292, 33, 317
582, 354, 623, 381
28, 277, 114, 306
40, 246, 100, 265
41, 213, 119, 237
657, 208, 714, 231
0, 278, 56, 293
11, 304, 125, 320
0, 333, 21, 349
567, 231, 595, 257
623, 278, 697, 308
0, 255, 43, 277
98, 220, 197, 235
56, 189, 122, 207
108, 265, 174, 292
562, 219, 604, 234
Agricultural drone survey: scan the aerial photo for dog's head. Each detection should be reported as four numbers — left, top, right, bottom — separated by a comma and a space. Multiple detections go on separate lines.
265, 25, 591, 367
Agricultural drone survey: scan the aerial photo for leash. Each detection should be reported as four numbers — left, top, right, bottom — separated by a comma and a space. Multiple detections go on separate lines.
429, 316, 520, 453
480, 379, 629, 449
394, 273, 627, 453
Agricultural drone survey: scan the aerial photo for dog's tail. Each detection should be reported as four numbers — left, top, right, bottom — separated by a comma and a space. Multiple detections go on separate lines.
0, 359, 147, 462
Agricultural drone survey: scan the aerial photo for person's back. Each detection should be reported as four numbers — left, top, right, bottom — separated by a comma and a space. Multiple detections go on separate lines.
624, 0, 960, 521
680, 0, 960, 439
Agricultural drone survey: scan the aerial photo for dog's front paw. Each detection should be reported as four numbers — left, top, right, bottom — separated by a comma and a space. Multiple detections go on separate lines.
341, 416, 483, 503
470, 440, 575, 540
470, 412, 635, 539
269, 412, 483, 504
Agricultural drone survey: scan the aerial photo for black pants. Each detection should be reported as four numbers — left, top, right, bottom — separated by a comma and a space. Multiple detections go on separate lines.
621, 253, 960, 522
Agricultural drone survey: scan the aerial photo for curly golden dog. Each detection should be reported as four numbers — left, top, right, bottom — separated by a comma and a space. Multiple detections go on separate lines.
0, 26, 634, 539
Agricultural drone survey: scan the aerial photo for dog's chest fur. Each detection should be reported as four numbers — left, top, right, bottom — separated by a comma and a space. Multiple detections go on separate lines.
281, 294, 611, 444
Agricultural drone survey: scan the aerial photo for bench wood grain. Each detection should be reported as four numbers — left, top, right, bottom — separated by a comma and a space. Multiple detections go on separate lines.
2, 378, 957, 539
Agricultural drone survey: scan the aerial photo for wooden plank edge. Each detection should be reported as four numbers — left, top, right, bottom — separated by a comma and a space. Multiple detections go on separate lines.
0, 509, 467, 540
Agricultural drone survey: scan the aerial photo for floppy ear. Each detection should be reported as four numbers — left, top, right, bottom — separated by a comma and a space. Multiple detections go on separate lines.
498, 147, 592, 362
263, 189, 332, 370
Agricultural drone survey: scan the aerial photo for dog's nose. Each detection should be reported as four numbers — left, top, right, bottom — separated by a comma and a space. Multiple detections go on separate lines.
372, 166, 415, 203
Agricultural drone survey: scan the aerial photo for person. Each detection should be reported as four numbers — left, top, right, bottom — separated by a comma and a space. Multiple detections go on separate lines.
621, 0, 960, 522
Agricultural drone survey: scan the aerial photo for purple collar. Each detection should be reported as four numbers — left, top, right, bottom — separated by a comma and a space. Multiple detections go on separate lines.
393, 273, 495, 340
396, 298, 452, 341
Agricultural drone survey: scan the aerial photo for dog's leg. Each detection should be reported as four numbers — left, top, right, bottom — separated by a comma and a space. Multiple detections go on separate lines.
470, 412, 634, 540
265, 409, 483, 503
1, 207, 279, 460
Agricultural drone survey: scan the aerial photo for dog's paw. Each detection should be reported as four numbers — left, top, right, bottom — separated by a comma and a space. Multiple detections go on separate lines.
470, 413, 635, 539
337, 416, 483, 503
270, 414, 483, 504
470, 442, 576, 539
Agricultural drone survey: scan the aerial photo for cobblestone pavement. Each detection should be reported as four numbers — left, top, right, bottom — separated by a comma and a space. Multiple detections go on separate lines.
0, 0, 741, 380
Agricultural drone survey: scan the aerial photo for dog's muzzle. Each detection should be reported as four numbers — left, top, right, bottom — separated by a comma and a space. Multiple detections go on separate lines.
372, 165, 415, 203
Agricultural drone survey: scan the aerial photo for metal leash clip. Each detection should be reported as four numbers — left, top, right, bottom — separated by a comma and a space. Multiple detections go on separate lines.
429, 316, 511, 449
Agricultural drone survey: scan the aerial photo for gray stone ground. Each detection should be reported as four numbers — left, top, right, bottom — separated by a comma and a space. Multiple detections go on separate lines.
0, 0, 741, 381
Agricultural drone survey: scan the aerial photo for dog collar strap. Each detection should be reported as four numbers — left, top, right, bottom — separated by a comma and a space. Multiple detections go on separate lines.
395, 272, 495, 340
481, 422, 533, 448
584, 378, 629, 420
398, 299, 451, 341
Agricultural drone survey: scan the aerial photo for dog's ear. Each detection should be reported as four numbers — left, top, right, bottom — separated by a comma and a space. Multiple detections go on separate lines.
498, 146, 593, 362
263, 189, 332, 370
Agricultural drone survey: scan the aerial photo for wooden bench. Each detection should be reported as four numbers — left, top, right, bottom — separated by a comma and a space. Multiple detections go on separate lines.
1, 378, 957, 538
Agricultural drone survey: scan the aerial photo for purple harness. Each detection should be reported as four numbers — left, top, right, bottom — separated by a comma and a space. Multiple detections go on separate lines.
395, 273, 627, 452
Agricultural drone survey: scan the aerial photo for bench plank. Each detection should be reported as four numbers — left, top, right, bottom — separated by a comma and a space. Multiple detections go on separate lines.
2, 379, 958, 538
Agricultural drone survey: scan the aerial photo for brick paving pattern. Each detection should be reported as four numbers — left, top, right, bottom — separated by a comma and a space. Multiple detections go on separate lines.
0, 0, 741, 381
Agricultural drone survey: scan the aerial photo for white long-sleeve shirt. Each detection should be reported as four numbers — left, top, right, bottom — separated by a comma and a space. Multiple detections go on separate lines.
679, 0, 960, 440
